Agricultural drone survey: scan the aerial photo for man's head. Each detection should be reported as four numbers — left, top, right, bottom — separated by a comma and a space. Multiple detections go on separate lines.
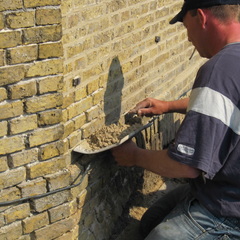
171, 0, 240, 58
170, 0, 240, 24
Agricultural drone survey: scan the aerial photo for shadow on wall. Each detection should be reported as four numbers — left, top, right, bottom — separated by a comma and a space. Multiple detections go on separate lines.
70, 56, 184, 239
104, 56, 124, 125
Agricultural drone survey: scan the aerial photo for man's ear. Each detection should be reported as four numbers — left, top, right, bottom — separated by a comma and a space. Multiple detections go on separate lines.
197, 8, 207, 29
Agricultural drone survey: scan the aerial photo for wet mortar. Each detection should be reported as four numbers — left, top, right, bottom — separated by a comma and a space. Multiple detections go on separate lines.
87, 122, 143, 150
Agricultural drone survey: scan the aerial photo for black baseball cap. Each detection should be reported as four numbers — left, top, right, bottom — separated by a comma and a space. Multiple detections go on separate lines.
170, 0, 240, 24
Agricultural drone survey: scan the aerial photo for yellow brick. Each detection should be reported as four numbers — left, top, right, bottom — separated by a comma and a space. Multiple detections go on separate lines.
23, 211, 49, 234
0, 221, 22, 240
86, 50, 98, 65
69, 96, 92, 119
48, 203, 71, 223
38, 109, 62, 126
86, 105, 102, 121
73, 56, 87, 71
115, 22, 134, 37
61, 25, 84, 44
39, 140, 64, 160
155, 51, 170, 65
0, 188, 20, 212
63, 61, 74, 75
0, 167, 26, 189
9, 148, 38, 167
28, 124, 64, 147
45, 170, 71, 191
0, 13, 4, 30
38, 76, 63, 94
0, 101, 23, 120
6, 11, 35, 29
62, 120, 75, 138
0, 65, 25, 86
98, 74, 107, 88
7, 45, 38, 64
78, 189, 88, 208
93, 30, 112, 48
82, 64, 103, 80
33, 190, 70, 212
68, 131, 81, 149
61, 109, 68, 122
61, 77, 74, 93
0, 120, 7, 137
87, 79, 99, 95
0, 156, 8, 172
39, 41, 63, 59
66, 44, 83, 59
36, 8, 61, 25
0, 87, 7, 102
54, 225, 79, 240
0, 187, 21, 203
60, 0, 73, 15
109, 0, 127, 12
0, 49, 4, 66
25, 93, 63, 113
23, 25, 62, 44
4, 203, 30, 224
27, 157, 66, 179
121, 34, 134, 49
92, 88, 104, 105
24, 0, 61, 8
68, 103, 82, 120
34, 217, 74, 240
98, 44, 111, 58
62, 92, 74, 109
69, 182, 84, 201
81, 5, 105, 21
26, 59, 63, 77
0, 30, 22, 49
67, 12, 81, 29
0, 213, 4, 227
9, 114, 38, 134
63, 149, 71, 165
8, 80, 37, 99
0, 0, 22, 11
73, 113, 86, 130
19, 235, 31, 240
69, 199, 78, 215
68, 162, 81, 182
18, 178, 47, 198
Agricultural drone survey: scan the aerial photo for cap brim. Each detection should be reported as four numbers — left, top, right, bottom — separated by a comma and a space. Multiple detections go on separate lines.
169, 9, 185, 24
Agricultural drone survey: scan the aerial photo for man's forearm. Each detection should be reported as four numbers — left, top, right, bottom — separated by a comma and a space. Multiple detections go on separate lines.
134, 148, 200, 178
167, 98, 189, 114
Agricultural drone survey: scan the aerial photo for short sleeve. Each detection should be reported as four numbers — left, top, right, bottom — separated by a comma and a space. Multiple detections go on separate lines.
168, 87, 239, 179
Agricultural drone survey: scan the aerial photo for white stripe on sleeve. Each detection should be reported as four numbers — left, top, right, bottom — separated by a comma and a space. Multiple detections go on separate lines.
187, 87, 240, 135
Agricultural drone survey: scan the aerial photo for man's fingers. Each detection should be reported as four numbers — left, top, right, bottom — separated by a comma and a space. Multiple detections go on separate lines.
138, 109, 153, 117
129, 100, 152, 114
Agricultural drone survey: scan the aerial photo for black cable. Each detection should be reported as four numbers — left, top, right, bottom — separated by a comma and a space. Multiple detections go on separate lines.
0, 163, 92, 207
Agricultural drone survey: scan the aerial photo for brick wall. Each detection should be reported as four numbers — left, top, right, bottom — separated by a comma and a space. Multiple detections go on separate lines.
0, 0, 203, 239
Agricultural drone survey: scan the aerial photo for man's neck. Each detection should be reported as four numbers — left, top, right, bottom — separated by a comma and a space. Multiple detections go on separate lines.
208, 20, 240, 56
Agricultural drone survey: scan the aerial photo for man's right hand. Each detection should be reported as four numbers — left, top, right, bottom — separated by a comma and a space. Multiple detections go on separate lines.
129, 97, 189, 116
129, 98, 170, 117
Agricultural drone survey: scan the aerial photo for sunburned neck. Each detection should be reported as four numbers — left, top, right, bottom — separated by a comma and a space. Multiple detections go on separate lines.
223, 21, 240, 44
208, 20, 240, 56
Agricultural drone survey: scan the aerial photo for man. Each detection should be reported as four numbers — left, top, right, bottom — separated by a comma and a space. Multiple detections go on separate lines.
111, 0, 240, 239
